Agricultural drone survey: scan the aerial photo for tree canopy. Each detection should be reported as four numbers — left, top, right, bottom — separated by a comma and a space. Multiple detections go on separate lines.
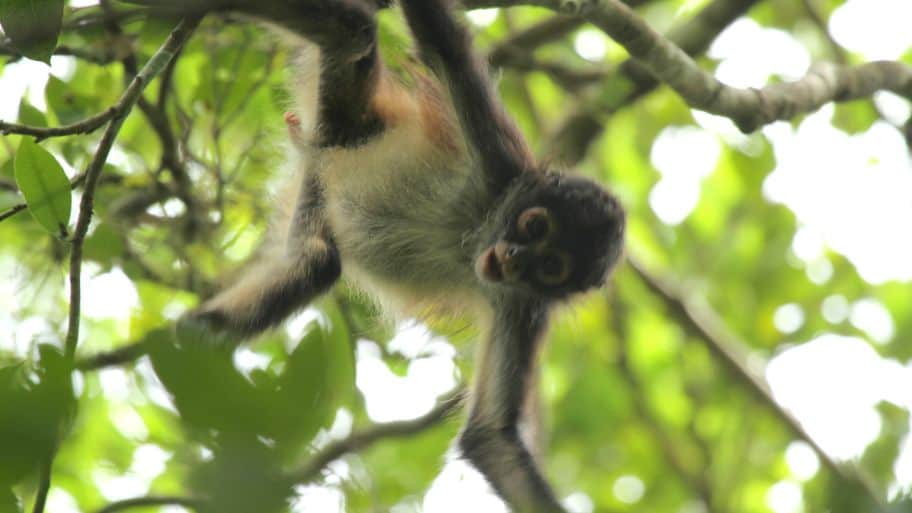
0, 1, 911, 513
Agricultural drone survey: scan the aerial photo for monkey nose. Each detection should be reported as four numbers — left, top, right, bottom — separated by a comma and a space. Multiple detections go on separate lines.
494, 241, 529, 279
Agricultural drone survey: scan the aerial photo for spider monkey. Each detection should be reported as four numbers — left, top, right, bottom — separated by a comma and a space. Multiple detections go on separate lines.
182, 0, 625, 511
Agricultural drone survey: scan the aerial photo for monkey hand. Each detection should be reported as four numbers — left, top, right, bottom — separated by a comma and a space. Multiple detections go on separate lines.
176, 309, 245, 350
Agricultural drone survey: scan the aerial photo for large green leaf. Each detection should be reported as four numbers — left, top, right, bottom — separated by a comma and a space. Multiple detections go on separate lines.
16, 98, 46, 127
0, 0, 64, 63
13, 137, 71, 237
0, 487, 21, 513
0, 346, 75, 486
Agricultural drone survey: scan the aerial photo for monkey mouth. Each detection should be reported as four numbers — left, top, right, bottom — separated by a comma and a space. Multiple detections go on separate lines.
475, 246, 503, 282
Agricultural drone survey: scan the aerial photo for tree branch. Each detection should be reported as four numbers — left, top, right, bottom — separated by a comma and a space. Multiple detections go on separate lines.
534, 0, 912, 132
625, 256, 885, 506
0, 107, 117, 141
800, 0, 847, 65
64, 15, 201, 361
288, 387, 465, 484
93, 495, 200, 513
489, 16, 584, 65
30, 456, 53, 513
547, 0, 760, 164
486, 0, 651, 74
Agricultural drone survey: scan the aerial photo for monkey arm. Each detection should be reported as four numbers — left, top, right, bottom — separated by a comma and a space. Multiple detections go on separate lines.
461, 299, 567, 513
398, 0, 535, 192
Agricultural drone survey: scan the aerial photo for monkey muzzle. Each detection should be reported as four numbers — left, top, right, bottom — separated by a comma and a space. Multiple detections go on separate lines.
475, 241, 530, 283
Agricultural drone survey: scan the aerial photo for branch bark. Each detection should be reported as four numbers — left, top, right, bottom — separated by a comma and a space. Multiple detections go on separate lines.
288, 387, 465, 484
548, 0, 760, 164
533, 0, 912, 132
0, 107, 117, 140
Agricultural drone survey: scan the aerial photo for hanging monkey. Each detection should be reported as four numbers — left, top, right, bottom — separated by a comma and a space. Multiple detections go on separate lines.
179, 0, 626, 511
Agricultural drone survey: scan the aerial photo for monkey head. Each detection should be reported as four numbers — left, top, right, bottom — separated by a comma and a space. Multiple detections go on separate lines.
475, 173, 625, 299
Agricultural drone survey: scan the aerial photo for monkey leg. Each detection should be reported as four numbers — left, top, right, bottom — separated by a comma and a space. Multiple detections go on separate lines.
188, 237, 340, 338
460, 301, 567, 513
258, 0, 386, 148
189, 173, 340, 338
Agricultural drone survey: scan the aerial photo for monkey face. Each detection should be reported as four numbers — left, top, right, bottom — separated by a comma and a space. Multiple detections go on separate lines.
475, 174, 626, 299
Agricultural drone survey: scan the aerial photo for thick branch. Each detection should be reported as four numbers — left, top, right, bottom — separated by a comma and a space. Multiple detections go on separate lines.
626, 256, 884, 506
535, 0, 912, 132
548, 0, 759, 164
288, 387, 465, 483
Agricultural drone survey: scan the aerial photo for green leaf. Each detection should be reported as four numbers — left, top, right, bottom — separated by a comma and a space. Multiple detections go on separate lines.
0, 487, 21, 513
13, 138, 70, 237
0, 0, 64, 64
45, 76, 92, 125
151, 325, 287, 440
277, 326, 333, 444
16, 99, 46, 128
0, 191, 20, 212
0, 346, 75, 486
191, 441, 293, 513
83, 223, 126, 268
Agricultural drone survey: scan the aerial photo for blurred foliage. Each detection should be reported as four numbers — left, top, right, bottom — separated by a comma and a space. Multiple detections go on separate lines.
1, 1, 911, 513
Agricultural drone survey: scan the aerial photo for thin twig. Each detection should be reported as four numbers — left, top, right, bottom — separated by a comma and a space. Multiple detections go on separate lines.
288, 387, 465, 483
94, 495, 200, 513
0, 107, 117, 141
488, 16, 584, 65
0, 171, 93, 225
0, 203, 27, 223
30, 455, 53, 513
800, 0, 846, 64
64, 16, 201, 361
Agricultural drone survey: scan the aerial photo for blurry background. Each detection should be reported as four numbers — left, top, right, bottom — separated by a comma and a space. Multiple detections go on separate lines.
0, 0, 911, 512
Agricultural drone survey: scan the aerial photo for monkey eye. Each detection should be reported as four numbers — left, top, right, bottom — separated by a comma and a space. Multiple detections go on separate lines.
518, 207, 554, 241
535, 250, 572, 286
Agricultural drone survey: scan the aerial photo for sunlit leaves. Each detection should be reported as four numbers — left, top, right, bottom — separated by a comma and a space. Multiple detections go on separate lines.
13, 137, 71, 237
149, 311, 355, 440
0, 4, 910, 513
0, 0, 64, 63
138, 314, 356, 511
